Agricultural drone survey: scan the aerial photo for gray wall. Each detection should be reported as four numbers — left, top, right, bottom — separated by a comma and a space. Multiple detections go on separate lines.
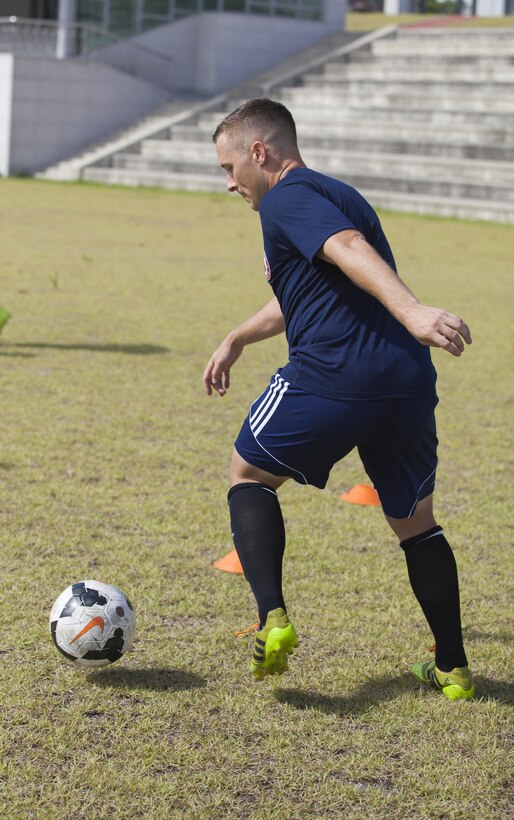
125, 11, 341, 95
3, 54, 167, 175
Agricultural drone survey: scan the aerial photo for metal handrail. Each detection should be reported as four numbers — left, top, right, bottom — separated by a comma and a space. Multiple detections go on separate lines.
0, 17, 174, 91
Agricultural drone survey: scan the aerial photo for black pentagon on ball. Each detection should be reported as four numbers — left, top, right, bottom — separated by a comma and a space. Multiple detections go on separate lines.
60, 582, 108, 618
82, 628, 125, 663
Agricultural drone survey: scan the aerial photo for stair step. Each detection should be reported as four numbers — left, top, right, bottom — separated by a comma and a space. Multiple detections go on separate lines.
301, 76, 514, 94
82, 166, 226, 191
81, 165, 514, 222
169, 123, 514, 157
284, 86, 514, 113
134, 141, 514, 181
322, 65, 514, 82
349, 53, 514, 67
280, 100, 514, 127
106, 154, 514, 202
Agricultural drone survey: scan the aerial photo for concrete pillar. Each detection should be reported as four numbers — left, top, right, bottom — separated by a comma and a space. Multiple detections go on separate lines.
383, 0, 417, 12
0, 54, 13, 177
323, 0, 346, 30
56, 0, 77, 59
474, 0, 506, 14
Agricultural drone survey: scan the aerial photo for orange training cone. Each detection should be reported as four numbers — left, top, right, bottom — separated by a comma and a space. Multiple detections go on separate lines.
213, 549, 244, 574
340, 484, 381, 507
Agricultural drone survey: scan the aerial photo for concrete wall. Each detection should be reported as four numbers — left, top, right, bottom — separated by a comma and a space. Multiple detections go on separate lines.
0, 54, 13, 176
125, 12, 341, 95
6, 55, 167, 174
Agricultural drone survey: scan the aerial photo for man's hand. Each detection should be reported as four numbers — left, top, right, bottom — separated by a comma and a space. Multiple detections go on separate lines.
203, 297, 285, 396
203, 336, 244, 396
402, 304, 472, 357
320, 232, 472, 358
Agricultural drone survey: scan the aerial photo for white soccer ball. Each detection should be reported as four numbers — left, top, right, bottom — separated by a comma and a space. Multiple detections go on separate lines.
49, 580, 135, 667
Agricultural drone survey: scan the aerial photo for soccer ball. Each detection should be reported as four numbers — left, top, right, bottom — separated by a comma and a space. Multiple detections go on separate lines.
49, 580, 135, 667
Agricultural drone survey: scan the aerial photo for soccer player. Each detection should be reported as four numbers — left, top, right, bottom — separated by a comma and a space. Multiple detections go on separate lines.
203, 99, 474, 701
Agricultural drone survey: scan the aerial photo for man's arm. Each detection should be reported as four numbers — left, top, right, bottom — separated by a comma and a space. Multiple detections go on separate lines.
319, 230, 472, 357
203, 296, 285, 396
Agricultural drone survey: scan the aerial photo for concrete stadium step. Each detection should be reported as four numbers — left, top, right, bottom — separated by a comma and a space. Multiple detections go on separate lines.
159, 130, 514, 162
82, 165, 226, 191
349, 53, 514, 68
372, 31, 514, 57
321, 64, 514, 83
109, 147, 514, 191
284, 86, 514, 113
82, 164, 514, 222
280, 101, 514, 129
288, 102, 514, 131
172, 117, 505, 143
301, 76, 514, 96
364, 189, 514, 223
178, 103, 514, 131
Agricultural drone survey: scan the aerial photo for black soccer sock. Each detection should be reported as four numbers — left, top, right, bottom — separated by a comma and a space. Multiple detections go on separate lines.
400, 526, 468, 672
228, 482, 286, 626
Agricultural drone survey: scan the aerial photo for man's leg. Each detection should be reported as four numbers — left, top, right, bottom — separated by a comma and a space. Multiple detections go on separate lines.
228, 450, 297, 679
385, 495, 473, 699
228, 449, 289, 626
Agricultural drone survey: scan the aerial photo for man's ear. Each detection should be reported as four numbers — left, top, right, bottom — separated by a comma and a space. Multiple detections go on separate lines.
251, 140, 267, 165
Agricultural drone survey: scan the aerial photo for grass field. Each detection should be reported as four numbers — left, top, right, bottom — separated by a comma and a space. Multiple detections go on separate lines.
345, 12, 514, 30
1, 179, 513, 818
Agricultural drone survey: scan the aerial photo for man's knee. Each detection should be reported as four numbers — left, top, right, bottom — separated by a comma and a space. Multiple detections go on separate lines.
229, 448, 289, 490
384, 494, 437, 542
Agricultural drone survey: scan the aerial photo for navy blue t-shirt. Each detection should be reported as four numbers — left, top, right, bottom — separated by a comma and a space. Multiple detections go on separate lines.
259, 167, 437, 400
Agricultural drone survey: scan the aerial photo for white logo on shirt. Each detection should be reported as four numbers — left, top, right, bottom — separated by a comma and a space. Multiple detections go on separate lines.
264, 252, 271, 282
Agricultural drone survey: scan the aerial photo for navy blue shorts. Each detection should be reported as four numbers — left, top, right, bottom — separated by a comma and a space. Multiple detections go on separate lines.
234, 371, 439, 519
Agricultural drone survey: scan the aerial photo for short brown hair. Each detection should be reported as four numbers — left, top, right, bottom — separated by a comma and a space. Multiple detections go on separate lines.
212, 98, 297, 148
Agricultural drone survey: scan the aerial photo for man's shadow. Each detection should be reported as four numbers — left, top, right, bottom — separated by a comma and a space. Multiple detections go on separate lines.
276, 673, 514, 715
88, 667, 206, 692
2, 342, 170, 355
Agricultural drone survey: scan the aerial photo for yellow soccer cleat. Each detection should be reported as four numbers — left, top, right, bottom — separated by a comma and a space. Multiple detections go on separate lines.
236, 608, 298, 681
412, 659, 475, 701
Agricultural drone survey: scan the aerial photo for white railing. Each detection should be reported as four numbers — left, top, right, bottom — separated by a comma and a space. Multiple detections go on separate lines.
0, 17, 174, 91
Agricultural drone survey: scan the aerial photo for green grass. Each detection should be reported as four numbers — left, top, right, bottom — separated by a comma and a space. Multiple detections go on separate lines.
1, 178, 513, 818
346, 12, 514, 30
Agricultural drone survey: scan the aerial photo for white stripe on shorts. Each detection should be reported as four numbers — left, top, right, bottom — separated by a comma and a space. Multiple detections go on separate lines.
250, 375, 289, 438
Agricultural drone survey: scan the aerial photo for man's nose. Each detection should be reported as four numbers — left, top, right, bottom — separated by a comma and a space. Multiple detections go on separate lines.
227, 176, 237, 193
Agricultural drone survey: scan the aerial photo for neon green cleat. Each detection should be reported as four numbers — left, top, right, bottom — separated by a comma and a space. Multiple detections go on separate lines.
412, 660, 475, 701
249, 608, 298, 681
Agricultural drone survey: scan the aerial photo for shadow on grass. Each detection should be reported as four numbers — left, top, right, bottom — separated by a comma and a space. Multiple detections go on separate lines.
0, 350, 36, 358
88, 667, 206, 692
463, 626, 514, 644
276, 673, 413, 716
276, 672, 514, 714
473, 676, 514, 705
6, 342, 170, 355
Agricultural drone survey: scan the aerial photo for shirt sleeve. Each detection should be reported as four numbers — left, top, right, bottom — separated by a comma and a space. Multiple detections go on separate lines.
261, 180, 357, 263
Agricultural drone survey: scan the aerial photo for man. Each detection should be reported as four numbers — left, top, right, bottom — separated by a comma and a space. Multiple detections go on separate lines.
203, 99, 474, 701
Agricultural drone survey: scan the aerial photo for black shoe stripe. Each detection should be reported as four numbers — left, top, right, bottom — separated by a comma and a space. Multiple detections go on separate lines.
256, 638, 265, 647
425, 662, 442, 689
